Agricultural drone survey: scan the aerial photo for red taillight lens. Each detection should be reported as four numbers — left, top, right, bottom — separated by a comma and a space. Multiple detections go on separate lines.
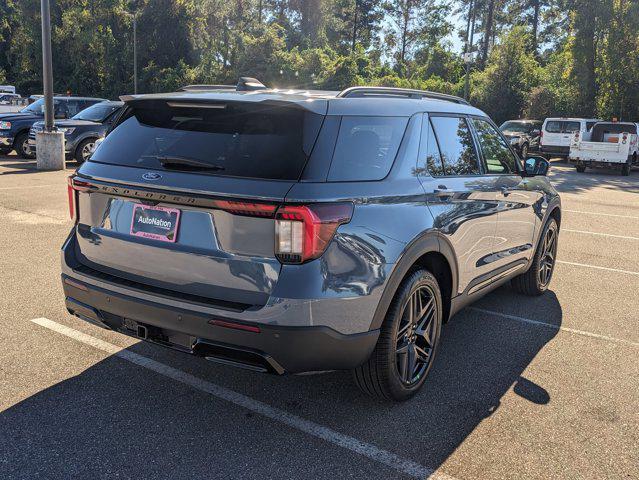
67, 176, 76, 221
67, 176, 92, 222
211, 200, 277, 218
275, 203, 353, 264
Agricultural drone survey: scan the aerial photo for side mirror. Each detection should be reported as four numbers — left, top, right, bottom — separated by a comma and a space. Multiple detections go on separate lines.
524, 155, 550, 176
531, 129, 541, 136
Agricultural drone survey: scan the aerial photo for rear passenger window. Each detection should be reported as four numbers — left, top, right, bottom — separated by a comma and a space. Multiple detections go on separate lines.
472, 118, 518, 174
545, 121, 562, 133
430, 116, 480, 176
421, 120, 445, 176
564, 121, 580, 133
328, 116, 408, 181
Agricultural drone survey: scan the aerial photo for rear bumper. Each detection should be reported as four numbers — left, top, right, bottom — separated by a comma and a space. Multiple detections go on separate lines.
540, 145, 569, 156
568, 158, 628, 167
63, 276, 379, 374
61, 232, 380, 373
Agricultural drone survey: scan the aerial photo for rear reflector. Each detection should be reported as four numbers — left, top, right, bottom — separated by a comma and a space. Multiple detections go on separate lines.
275, 203, 353, 264
64, 277, 89, 291
209, 319, 261, 333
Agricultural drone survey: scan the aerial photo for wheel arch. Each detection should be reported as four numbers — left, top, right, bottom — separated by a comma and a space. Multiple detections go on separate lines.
370, 232, 458, 330
74, 135, 99, 155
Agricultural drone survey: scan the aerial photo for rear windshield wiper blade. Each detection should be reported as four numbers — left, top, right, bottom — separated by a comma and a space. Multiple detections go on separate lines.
153, 155, 226, 171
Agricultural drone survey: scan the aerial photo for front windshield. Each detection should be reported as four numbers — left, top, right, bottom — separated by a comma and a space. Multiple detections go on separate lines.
500, 121, 535, 133
21, 98, 45, 114
73, 103, 118, 122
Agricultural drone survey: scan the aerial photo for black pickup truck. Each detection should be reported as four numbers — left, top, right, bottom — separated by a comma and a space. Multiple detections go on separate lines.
0, 96, 106, 158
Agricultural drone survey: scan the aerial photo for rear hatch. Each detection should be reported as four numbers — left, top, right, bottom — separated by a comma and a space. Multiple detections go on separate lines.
70, 96, 327, 309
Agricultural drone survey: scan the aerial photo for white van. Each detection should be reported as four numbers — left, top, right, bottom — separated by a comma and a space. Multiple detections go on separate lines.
540, 117, 601, 158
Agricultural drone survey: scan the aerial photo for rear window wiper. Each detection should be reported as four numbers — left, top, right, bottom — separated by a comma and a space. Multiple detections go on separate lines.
153, 155, 226, 172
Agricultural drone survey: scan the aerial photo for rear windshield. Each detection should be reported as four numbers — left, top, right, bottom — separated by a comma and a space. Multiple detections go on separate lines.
545, 120, 580, 134
91, 101, 323, 181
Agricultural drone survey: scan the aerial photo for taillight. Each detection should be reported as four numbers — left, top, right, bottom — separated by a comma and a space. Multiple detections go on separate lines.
622, 133, 628, 144
275, 203, 353, 264
67, 176, 92, 222
211, 200, 277, 218
67, 177, 76, 221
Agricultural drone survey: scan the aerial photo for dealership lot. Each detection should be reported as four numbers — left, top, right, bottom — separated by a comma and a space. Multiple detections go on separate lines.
0, 155, 637, 480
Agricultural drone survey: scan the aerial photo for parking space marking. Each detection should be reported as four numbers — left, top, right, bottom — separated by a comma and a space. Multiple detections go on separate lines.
30, 317, 457, 480
563, 209, 639, 220
0, 184, 62, 191
469, 308, 638, 348
563, 229, 639, 241
557, 260, 639, 276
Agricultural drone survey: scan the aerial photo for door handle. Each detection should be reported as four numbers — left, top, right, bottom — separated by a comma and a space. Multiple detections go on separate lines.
434, 186, 454, 198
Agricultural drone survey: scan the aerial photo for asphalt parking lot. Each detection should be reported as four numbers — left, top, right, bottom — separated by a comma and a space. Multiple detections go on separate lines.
0, 154, 637, 480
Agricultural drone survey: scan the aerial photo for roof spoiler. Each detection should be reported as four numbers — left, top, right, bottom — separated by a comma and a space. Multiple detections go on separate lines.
337, 86, 469, 105
178, 77, 268, 93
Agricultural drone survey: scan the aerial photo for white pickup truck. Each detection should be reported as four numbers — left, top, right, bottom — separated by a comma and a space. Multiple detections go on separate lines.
569, 122, 639, 176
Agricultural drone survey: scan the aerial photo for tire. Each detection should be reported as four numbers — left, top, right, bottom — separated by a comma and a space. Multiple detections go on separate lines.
0, 147, 10, 156
621, 162, 630, 176
520, 143, 529, 159
15, 132, 34, 159
576, 164, 586, 173
353, 269, 442, 401
511, 217, 559, 296
74, 138, 97, 163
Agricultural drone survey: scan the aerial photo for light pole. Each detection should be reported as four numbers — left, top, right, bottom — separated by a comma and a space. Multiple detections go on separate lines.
41, 0, 54, 131
463, 0, 476, 101
123, 10, 140, 94
133, 12, 138, 94
36, 0, 65, 170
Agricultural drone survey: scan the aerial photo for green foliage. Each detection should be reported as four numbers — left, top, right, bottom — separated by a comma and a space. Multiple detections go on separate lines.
0, 0, 637, 123
471, 27, 541, 124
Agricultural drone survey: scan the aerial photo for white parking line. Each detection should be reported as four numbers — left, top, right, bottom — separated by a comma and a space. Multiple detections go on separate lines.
557, 260, 639, 276
563, 209, 639, 220
469, 308, 638, 348
563, 229, 639, 241
0, 184, 61, 191
30, 317, 457, 480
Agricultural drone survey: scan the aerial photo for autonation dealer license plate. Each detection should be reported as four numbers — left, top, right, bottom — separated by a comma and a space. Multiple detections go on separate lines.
130, 204, 181, 243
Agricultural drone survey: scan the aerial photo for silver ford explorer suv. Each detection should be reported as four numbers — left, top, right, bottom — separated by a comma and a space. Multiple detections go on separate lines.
62, 79, 561, 401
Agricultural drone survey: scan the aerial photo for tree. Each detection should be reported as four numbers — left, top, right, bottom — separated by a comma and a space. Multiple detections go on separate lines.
472, 26, 540, 123
382, 0, 451, 77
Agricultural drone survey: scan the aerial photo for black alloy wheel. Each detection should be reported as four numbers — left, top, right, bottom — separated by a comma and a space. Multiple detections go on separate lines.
537, 221, 558, 289
395, 285, 438, 385
353, 269, 442, 401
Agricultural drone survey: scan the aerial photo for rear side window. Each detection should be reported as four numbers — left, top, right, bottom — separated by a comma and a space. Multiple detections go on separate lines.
430, 116, 480, 176
564, 121, 580, 133
586, 121, 597, 131
328, 116, 408, 181
472, 118, 518, 174
422, 120, 445, 176
91, 101, 323, 181
545, 121, 563, 133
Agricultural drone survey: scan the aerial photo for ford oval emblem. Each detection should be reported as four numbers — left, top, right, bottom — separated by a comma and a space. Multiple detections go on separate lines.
142, 172, 162, 181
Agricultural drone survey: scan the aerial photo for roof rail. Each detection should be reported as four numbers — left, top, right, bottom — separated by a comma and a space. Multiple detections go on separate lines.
180, 85, 235, 92
337, 86, 469, 105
